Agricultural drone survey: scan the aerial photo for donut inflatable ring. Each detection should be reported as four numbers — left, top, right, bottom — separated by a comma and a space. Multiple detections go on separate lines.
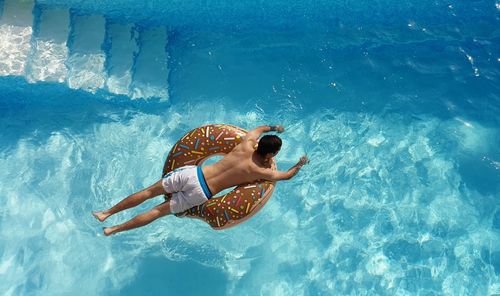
162, 124, 276, 230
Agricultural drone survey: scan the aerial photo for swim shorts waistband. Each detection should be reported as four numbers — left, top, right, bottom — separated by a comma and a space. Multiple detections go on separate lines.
196, 166, 213, 199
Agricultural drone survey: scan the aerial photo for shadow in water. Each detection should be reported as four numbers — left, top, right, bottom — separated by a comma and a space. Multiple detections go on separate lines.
0, 76, 170, 150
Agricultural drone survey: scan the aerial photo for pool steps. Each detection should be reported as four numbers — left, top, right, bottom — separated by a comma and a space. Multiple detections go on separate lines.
26, 7, 70, 83
0, 0, 34, 77
66, 14, 107, 92
105, 23, 138, 96
130, 27, 169, 100
0, 0, 169, 100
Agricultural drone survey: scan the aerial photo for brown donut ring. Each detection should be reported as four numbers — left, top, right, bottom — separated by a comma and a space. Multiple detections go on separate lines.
162, 124, 276, 229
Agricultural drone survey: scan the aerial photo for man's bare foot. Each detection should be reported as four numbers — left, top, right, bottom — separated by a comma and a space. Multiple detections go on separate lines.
92, 211, 109, 222
103, 227, 114, 236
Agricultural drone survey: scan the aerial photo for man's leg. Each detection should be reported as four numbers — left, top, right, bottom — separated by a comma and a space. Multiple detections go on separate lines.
92, 180, 166, 222
103, 201, 172, 236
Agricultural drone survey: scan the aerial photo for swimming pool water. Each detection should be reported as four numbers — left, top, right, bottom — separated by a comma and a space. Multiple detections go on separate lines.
0, 0, 499, 295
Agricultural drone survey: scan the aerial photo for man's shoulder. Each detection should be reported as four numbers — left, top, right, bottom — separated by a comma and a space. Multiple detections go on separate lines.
241, 137, 257, 145
234, 139, 256, 152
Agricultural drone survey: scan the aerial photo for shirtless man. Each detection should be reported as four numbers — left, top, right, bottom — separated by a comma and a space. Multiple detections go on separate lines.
92, 125, 309, 236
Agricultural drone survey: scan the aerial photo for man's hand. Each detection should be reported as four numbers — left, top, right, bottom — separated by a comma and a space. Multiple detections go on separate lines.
271, 125, 285, 133
297, 155, 309, 168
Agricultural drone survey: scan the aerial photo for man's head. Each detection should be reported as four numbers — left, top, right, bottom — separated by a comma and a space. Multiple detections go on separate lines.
257, 135, 282, 158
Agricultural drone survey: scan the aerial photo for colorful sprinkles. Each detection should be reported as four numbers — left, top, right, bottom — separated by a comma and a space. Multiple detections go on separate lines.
163, 124, 276, 230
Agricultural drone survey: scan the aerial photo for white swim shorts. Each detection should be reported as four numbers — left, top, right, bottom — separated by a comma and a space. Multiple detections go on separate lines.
162, 165, 213, 214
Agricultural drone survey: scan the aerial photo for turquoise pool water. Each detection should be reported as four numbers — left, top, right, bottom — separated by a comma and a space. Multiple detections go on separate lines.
0, 0, 499, 295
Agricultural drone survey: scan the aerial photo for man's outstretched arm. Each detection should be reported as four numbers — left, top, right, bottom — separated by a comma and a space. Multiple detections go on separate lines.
260, 155, 309, 181
245, 125, 284, 141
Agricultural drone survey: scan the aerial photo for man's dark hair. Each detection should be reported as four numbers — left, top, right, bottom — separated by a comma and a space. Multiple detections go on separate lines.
257, 135, 282, 156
